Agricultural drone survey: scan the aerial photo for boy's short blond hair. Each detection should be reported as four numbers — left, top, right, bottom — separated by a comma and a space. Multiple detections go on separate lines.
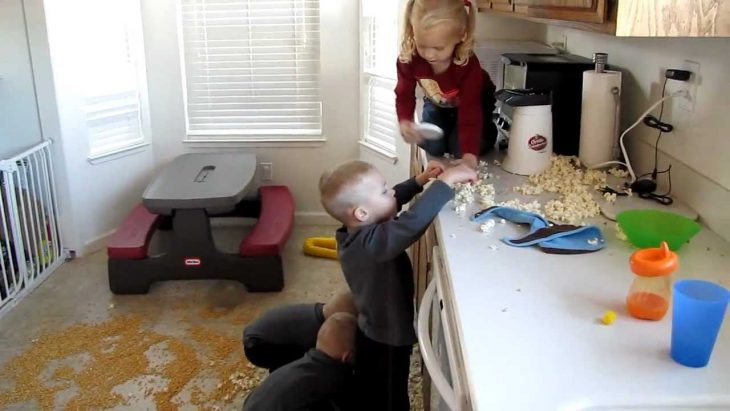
316, 312, 357, 362
319, 160, 376, 223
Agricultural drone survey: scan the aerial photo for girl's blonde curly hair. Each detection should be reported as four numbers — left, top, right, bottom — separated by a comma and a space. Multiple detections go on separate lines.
399, 0, 476, 66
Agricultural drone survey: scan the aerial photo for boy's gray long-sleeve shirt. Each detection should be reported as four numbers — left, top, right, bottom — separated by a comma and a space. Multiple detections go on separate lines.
336, 178, 454, 346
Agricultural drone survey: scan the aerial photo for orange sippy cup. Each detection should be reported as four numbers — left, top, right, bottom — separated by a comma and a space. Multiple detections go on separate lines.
627, 241, 678, 321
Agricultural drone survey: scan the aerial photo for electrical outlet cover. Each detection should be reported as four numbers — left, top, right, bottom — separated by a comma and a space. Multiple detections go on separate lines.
259, 163, 273, 181
680, 60, 700, 112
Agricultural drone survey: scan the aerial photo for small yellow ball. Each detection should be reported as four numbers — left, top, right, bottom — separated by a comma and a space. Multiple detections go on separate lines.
601, 310, 617, 325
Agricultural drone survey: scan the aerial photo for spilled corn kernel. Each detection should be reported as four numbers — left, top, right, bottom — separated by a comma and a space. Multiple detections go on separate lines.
601, 310, 617, 325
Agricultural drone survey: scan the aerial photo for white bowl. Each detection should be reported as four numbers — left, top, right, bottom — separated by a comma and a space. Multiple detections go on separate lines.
415, 122, 444, 140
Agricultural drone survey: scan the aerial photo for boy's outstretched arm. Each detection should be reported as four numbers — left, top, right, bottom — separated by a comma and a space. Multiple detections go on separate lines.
359, 164, 476, 262
392, 162, 444, 210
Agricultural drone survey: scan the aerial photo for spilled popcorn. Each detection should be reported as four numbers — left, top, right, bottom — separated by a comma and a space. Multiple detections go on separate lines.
499, 198, 543, 215
454, 180, 496, 213
608, 168, 630, 179
615, 223, 628, 241
480, 219, 496, 233
477, 160, 491, 180
450, 155, 634, 225
454, 183, 475, 210
601, 310, 617, 325
514, 156, 608, 224
475, 181, 496, 206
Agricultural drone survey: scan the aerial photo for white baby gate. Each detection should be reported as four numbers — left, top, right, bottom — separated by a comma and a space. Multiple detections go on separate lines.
0, 141, 63, 317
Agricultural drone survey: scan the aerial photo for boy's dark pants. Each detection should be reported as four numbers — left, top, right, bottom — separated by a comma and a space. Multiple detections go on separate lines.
243, 303, 325, 372
354, 328, 413, 411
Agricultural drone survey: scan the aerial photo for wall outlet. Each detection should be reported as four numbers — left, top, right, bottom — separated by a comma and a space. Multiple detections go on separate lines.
679, 60, 700, 112
259, 163, 273, 181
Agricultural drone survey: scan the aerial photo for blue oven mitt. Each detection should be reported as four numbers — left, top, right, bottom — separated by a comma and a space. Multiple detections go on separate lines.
471, 206, 606, 254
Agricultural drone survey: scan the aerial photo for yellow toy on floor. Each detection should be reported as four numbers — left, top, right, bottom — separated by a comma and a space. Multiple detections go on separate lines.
303, 237, 338, 260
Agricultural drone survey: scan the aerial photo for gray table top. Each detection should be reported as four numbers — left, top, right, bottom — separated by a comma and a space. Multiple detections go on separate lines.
143, 152, 257, 215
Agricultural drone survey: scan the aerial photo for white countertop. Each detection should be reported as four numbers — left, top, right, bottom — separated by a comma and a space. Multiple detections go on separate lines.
432, 155, 730, 410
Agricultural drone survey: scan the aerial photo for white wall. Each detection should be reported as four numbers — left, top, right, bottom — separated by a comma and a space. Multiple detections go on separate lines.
26, 0, 156, 255
543, 26, 730, 240
0, 0, 43, 158
142, 0, 360, 223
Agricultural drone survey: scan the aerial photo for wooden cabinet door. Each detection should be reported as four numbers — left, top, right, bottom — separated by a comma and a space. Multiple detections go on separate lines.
616, 0, 730, 37
478, 0, 514, 12
513, 0, 608, 23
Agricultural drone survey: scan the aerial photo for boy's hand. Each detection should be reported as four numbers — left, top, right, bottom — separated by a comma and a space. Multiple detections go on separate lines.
451, 153, 478, 170
438, 163, 478, 187
400, 121, 423, 144
415, 161, 444, 186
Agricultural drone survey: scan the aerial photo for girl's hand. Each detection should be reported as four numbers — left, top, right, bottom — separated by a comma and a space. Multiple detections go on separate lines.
415, 161, 444, 186
438, 163, 478, 187
451, 153, 478, 170
400, 121, 423, 144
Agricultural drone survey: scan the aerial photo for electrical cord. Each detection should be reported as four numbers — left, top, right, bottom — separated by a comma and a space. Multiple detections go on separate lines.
645, 78, 671, 179
635, 78, 675, 204
638, 165, 674, 205
588, 88, 688, 183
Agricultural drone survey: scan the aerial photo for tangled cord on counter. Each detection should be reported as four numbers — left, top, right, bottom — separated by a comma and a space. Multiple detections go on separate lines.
631, 78, 674, 205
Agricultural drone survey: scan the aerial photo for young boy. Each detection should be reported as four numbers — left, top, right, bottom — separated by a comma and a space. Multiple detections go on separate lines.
243, 291, 357, 372
243, 312, 358, 411
318, 160, 477, 411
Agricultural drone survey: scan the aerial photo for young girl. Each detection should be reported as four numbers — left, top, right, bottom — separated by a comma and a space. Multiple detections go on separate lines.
396, 0, 497, 170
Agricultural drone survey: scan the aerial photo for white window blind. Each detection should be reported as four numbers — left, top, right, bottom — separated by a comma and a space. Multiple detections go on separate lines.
365, 77, 398, 154
80, 0, 147, 158
179, 0, 322, 139
361, 0, 399, 156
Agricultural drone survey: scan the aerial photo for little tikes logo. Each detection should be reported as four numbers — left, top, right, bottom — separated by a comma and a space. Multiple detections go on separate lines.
528, 135, 548, 152
184, 257, 201, 266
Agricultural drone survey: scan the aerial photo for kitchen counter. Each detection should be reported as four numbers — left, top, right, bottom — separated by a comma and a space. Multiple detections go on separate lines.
428, 152, 730, 410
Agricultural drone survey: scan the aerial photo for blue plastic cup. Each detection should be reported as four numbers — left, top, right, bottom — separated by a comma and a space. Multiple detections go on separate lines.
670, 279, 730, 367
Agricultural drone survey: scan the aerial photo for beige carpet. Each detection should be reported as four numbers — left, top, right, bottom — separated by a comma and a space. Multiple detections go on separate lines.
0, 224, 424, 410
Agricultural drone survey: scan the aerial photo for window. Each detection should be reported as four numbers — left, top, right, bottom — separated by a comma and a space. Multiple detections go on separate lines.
361, 0, 399, 157
80, 0, 148, 159
179, 0, 322, 141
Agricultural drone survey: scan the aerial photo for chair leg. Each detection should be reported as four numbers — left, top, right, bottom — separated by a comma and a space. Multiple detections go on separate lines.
243, 255, 284, 292
108, 260, 152, 295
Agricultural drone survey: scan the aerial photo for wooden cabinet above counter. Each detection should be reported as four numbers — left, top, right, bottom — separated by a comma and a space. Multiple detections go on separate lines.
477, 0, 730, 37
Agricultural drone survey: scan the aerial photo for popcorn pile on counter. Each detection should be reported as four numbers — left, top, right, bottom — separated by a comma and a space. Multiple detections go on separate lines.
514, 156, 623, 225
450, 155, 628, 225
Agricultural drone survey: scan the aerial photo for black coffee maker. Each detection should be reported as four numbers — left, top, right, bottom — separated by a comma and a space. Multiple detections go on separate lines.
501, 53, 595, 156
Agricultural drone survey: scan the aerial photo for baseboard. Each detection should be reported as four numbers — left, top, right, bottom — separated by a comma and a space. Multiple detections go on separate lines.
82, 229, 115, 257
295, 212, 339, 226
